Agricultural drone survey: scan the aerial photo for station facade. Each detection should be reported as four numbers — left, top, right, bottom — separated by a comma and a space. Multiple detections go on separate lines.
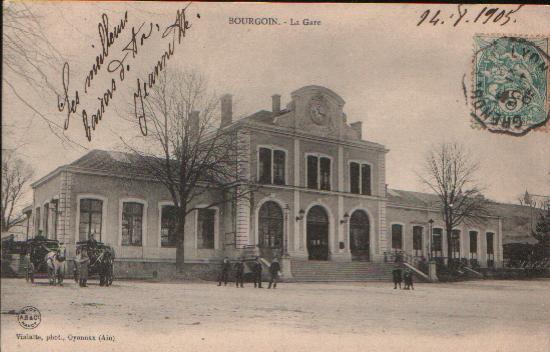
30, 86, 504, 277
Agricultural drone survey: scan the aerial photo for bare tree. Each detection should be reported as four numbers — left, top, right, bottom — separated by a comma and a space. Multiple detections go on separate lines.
3, 2, 84, 149
1, 150, 34, 232
419, 143, 489, 267
123, 69, 252, 269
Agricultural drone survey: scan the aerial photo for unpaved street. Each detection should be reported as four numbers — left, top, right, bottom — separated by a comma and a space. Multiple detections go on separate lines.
1, 278, 549, 352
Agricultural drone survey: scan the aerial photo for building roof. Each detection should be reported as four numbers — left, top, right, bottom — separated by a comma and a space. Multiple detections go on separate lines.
235, 109, 290, 125
69, 150, 157, 179
387, 188, 440, 208
388, 188, 541, 244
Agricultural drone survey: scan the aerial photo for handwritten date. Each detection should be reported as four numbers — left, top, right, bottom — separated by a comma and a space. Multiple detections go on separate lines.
417, 5, 523, 27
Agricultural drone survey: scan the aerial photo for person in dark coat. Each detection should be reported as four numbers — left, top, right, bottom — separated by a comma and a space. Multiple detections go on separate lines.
253, 256, 263, 288
403, 268, 414, 290
218, 257, 231, 286
78, 248, 90, 287
392, 266, 402, 289
234, 258, 244, 288
88, 232, 98, 248
267, 257, 281, 289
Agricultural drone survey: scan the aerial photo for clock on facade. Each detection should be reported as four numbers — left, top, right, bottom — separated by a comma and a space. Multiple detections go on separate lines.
308, 95, 329, 126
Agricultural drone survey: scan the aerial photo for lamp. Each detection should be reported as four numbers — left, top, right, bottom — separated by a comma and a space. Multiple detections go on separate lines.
296, 209, 305, 221
428, 218, 434, 260
340, 212, 350, 224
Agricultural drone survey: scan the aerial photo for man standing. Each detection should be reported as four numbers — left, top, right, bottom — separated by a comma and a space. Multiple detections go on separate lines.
404, 268, 414, 290
267, 257, 281, 289
234, 258, 244, 288
217, 257, 231, 286
253, 256, 263, 288
78, 248, 90, 287
392, 266, 402, 289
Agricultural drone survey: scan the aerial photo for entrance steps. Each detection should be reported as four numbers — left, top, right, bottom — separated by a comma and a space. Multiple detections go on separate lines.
290, 259, 396, 282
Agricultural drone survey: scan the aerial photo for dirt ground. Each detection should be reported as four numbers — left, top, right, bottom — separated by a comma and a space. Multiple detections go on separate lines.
1, 277, 549, 352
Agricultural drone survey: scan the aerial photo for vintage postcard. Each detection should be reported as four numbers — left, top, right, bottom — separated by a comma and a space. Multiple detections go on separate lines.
1, 2, 549, 352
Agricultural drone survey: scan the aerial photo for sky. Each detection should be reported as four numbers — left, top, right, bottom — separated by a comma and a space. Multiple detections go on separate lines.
3, 2, 550, 207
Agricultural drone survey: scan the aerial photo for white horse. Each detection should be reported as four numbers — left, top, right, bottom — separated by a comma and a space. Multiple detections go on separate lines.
45, 245, 67, 286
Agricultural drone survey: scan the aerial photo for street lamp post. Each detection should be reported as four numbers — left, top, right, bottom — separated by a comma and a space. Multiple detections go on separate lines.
428, 219, 434, 260
283, 204, 290, 257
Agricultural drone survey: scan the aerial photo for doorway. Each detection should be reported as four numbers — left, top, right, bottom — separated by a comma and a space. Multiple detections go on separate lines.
306, 205, 329, 260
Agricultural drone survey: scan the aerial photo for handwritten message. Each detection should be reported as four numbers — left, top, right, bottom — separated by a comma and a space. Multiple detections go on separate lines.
57, 5, 197, 141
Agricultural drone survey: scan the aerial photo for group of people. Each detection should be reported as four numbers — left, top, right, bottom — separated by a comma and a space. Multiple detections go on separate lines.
392, 266, 414, 290
218, 256, 281, 289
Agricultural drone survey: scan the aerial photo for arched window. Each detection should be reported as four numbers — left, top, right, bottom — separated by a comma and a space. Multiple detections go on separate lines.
258, 201, 283, 248
306, 205, 329, 260
350, 210, 370, 261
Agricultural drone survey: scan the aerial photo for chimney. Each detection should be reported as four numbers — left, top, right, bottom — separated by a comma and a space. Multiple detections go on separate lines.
350, 121, 363, 139
220, 94, 233, 127
272, 94, 281, 114
189, 110, 200, 139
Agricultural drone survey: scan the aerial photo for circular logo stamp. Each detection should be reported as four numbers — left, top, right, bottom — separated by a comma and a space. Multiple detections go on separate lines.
471, 35, 549, 136
17, 306, 41, 329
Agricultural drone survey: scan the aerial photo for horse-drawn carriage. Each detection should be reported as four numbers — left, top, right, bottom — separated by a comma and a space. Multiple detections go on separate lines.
23, 237, 66, 285
73, 240, 115, 286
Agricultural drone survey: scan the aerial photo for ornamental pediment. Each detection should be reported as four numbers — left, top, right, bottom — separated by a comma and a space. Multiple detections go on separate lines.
274, 85, 361, 140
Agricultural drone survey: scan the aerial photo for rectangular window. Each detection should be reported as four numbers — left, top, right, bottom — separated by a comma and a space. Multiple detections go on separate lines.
79, 199, 103, 241
197, 208, 216, 249
486, 232, 494, 254
122, 202, 143, 246
350, 162, 360, 194
432, 228, 442, 253
35, 207, 41, 236
273, 150, 285, 185
469, 231, 478, 254
486, 232, 495, 267
51, 201, 58, 240
161, 205, 177, 248
43, 204, 49, 238
413, 226, 423, 255
320, 157, 331, 191
259, 148, 272, 184
307, 155, 318, 189
451, 229, 461, 258
391, 224, 403, 250
361, 164, 371, 196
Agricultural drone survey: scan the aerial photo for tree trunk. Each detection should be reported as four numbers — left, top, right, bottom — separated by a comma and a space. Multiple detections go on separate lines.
446, 225, 453, 269
175, 207, 187, 271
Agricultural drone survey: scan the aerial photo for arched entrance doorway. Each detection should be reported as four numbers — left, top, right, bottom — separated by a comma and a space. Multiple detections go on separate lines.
258, 201, 284, 259
306, 205, 329, 260
350, 210, 370, 261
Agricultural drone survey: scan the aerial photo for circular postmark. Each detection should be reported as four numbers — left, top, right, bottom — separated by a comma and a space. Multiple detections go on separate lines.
471, 35, 549, 136
17, 306, 41, 329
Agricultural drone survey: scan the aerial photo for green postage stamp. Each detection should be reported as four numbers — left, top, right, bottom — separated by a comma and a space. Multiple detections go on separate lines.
472, 35, 549, 136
